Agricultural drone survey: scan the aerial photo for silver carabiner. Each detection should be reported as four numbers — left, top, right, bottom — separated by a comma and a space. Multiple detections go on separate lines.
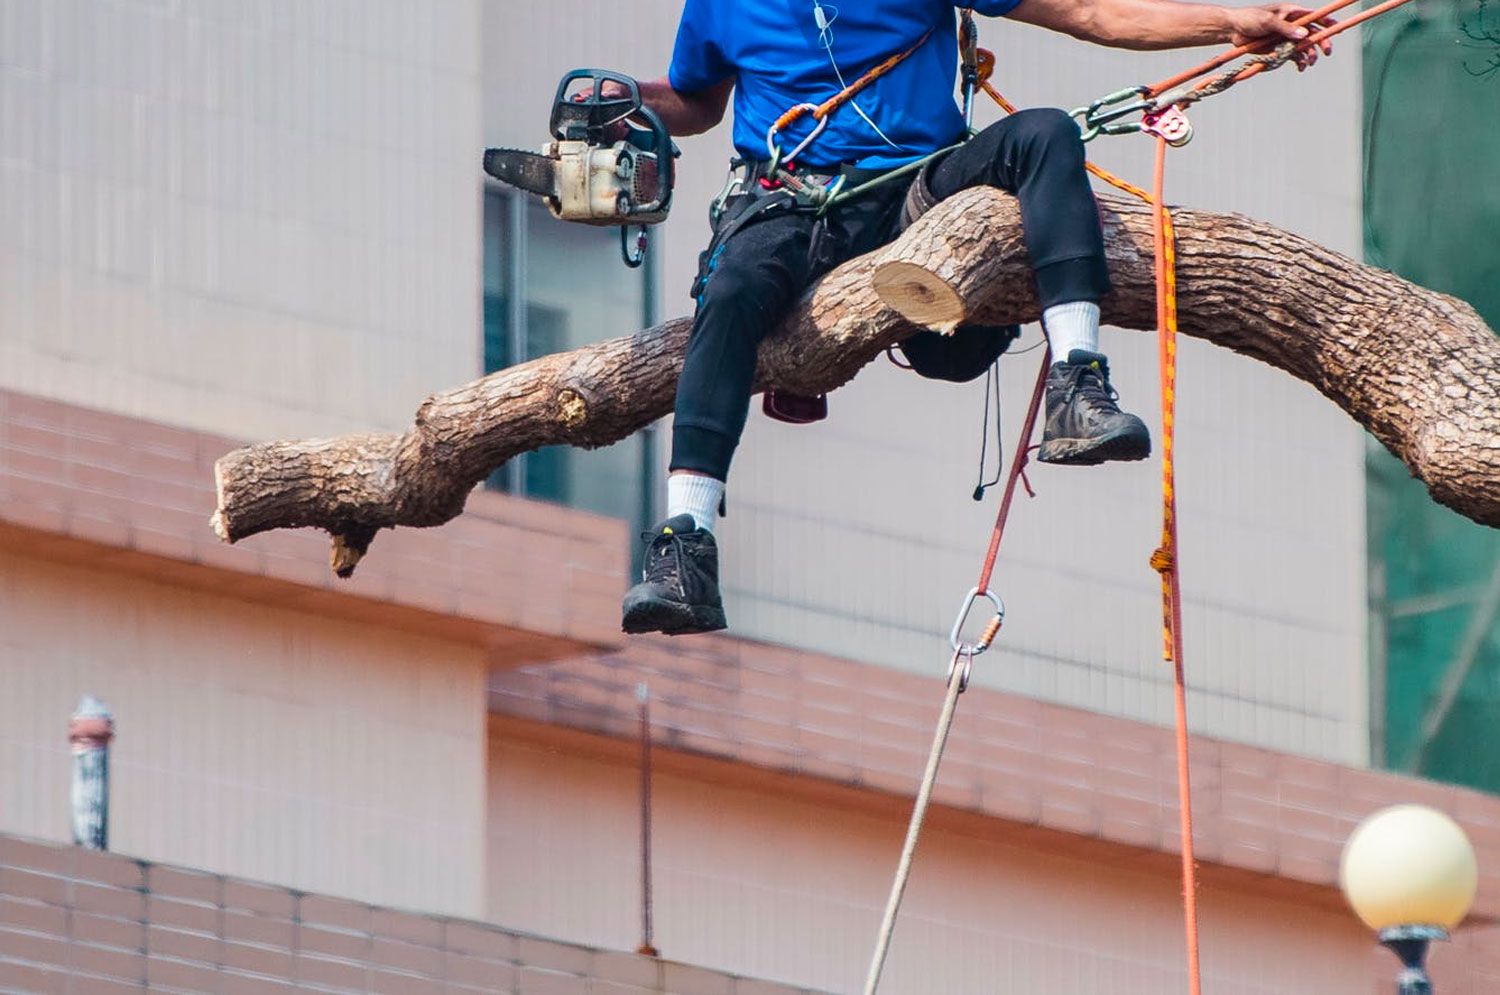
766, 104, 826, 164
949, 587, 1005, 657
1069, 85, 1149, 143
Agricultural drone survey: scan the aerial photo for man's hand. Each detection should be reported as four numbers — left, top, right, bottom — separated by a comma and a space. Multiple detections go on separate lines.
1227, 4, 1336, 70
568, 76, 730, 139
567, 79, 636, 142
1010, 0, 1338, 60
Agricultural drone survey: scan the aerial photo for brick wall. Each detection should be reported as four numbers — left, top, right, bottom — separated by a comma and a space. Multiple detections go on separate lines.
0, 833, 819, 995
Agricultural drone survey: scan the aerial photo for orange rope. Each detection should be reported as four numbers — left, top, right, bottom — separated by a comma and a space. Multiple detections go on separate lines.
1147, 0, 1419, 103
771, 29, 935, 136
1149, 134, 1201, 995
816, 29, 934, 121
1195, 0, 1419, 94
1145, 0, 1362, 96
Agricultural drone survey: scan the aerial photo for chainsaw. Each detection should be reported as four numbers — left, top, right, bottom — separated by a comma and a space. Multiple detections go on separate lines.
483, 69, 678, 268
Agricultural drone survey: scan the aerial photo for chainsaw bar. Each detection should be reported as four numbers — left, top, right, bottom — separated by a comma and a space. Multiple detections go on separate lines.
482, 148, 557, 199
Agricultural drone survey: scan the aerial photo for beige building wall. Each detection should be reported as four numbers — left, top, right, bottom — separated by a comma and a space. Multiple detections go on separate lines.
0, 0, 1371, 767
0, 0, 482, 441
0, 551, 489, 918
487, 727, 1373, 994
482, 3, 1369, 766
722, 18, 1368, 766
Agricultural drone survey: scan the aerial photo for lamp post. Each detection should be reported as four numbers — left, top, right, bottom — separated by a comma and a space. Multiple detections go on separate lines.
1339, 804, 1478, 994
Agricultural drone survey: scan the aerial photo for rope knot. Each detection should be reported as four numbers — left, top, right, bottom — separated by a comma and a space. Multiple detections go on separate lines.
1150, 547, 1175, 574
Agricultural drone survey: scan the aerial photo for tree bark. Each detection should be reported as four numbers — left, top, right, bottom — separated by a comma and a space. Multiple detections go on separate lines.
212, 187, 1500, 575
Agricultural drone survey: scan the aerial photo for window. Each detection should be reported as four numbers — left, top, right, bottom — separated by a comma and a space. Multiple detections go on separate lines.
482, 188, 659, 552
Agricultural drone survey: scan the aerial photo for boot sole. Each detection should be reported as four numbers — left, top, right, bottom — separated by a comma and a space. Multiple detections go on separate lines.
1038, 427, 1152, 466
622, 598, 728, 636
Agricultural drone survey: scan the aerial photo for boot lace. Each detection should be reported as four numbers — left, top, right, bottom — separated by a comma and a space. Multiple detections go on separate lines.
642, 531, 684, 590
1065, 362, 1122, 411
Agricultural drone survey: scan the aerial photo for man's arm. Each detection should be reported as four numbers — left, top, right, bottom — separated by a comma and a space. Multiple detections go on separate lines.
636, 77, 733, 137
1009, 0, 1334, 58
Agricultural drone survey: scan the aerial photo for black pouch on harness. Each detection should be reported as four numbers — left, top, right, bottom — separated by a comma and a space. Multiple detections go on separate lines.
895, 325, 1021, 383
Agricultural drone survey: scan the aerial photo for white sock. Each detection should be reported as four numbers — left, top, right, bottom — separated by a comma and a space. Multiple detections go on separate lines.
667, 473, 724, 533
1043, 301, 1101, 363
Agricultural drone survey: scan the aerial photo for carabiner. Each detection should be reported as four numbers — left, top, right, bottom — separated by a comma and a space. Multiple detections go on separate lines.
948, 587, 1005, 657
1069, 85, 1150, 143
766, 104, 826, 165
620, 224, 648, 268
812, 174, 847, 216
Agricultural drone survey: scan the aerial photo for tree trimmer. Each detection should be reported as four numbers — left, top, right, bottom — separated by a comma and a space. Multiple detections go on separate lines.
483, 70, 678, 268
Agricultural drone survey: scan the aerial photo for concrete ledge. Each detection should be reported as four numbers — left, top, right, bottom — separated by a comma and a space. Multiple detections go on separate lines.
489, 635, 1500, 922
0, 388, 628, 658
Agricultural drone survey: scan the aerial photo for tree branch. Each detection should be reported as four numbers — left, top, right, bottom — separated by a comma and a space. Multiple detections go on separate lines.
212, 188, 1500, 575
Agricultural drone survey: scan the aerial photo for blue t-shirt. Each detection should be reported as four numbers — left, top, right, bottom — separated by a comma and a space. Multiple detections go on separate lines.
668, 0, 1023, 169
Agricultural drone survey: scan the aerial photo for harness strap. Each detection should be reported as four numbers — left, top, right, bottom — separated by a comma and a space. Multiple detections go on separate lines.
689, 189, 798, 301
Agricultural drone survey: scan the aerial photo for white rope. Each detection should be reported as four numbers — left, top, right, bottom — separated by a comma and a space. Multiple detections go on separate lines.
861, 649, 970, 995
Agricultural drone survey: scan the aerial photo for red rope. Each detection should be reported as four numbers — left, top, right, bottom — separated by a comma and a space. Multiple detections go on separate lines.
974, 352, 1051, 593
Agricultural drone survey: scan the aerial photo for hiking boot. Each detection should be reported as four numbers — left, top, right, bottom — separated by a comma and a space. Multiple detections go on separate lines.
1038, 349, 1152, 466
621, 514, 728, 635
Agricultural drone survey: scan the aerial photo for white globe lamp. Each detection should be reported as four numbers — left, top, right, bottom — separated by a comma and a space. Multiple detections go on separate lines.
1340, 804, 1478, 994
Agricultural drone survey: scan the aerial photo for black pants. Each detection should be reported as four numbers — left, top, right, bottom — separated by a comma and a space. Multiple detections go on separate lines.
671, 108, 1110, 481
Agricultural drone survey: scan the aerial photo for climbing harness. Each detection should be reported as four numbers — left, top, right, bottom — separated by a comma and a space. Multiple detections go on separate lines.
862, 2, 1421, 993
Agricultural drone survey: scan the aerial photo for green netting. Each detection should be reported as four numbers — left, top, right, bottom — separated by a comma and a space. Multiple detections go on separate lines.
1364, 0, 1500, 788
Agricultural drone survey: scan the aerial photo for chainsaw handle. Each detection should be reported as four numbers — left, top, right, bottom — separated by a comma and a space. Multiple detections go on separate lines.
626, 102, 675, 217
550, 68, 642, 143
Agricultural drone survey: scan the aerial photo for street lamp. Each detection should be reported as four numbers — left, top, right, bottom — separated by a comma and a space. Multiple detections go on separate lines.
1339, 804, 1478, 994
